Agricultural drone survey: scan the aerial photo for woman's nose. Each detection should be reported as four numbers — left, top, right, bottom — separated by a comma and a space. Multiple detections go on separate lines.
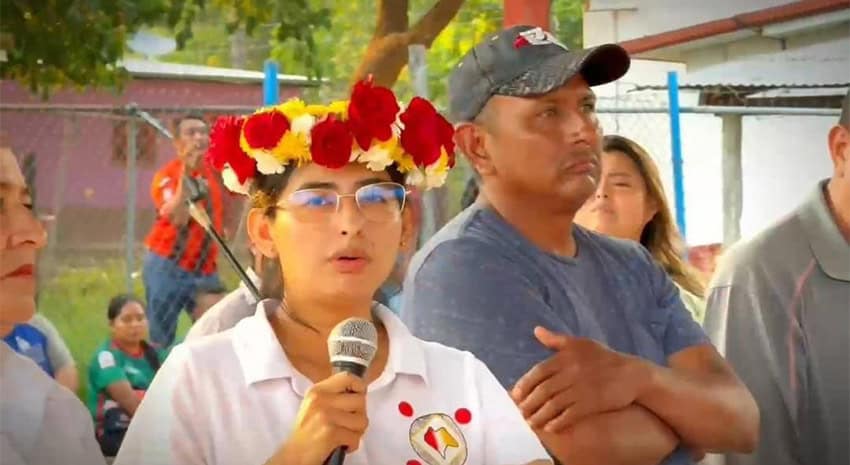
335, 196, 366, 236
6, 209, 48, 250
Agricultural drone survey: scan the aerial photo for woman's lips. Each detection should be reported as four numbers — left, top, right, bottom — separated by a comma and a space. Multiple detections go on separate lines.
3, 264, 34, 279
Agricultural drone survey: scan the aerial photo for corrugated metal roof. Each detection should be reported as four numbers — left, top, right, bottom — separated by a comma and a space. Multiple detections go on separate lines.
635, 50, 850, 90
120, 59, 320, 87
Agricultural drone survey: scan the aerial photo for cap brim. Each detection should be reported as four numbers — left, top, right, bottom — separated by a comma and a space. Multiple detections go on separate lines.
495, 43, 631, 97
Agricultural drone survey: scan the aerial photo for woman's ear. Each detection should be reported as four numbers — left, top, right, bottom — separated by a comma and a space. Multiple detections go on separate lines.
246, 208, 278, 259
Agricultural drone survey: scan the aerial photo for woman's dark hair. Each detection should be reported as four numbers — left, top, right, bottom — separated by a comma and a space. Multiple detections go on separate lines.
249, 166, 407, 300
460, 177, 479, 209
107, 294, 144, 322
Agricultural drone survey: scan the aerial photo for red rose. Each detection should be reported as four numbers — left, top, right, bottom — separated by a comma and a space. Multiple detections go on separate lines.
348, 78, 400, 150
399, 97, 455, 167
310, 116, 353, 169
243, 110, 290, 150
207, 116, 256, 183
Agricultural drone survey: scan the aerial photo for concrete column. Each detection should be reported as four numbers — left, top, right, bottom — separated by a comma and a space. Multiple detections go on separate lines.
721, 114, 743, 246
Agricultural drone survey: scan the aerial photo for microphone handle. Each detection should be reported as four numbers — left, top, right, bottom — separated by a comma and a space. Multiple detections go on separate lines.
322, 362, 367, 465
323, 447, 346, 465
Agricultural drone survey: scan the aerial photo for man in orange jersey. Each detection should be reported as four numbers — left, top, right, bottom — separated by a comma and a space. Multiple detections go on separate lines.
142, 113, 225, 347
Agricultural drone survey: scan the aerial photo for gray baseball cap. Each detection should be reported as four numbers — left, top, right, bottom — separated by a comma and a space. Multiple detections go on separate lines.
449, 25, 631, 122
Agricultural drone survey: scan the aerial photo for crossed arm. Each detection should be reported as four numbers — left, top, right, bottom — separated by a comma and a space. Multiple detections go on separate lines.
403, 240, 758, 465
529, 343, 758, 465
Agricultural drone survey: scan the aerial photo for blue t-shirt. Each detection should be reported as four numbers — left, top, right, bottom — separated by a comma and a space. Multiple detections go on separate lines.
401, 206, 708, 465
3, 324, 54, 376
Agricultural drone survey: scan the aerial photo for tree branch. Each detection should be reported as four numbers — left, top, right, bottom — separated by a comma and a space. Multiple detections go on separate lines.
376, 0, 410, 37
351, 0, 465, 86
408, 0, 465, 47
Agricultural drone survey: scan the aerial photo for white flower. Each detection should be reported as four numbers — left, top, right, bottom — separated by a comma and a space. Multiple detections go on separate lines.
221, 165, 251, 195
405, 168, 425, 188
358, 144, 394, 172
424, 168, 449, 189
391, 118, 403, 137
253, 151, 286, 175
291, 114, 316, 139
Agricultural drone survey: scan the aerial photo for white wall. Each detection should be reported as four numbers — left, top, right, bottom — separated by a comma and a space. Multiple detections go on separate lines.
583, 3, 847, 246
584, 0, 793, 46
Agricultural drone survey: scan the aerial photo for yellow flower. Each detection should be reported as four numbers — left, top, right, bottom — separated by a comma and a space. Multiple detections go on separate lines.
423, 150, 451, 189
384, 137, 415, 173
326, 100, 350, 119
277, 99, 308, 120
274, 130, 311, 166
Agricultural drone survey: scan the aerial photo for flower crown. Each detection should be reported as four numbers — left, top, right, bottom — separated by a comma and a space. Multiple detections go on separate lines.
206, 78, 456, 195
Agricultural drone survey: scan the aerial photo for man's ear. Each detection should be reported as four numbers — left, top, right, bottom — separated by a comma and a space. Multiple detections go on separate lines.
246, 208, 278, 259
829, 125, 849, 179
454, 122, 496, 177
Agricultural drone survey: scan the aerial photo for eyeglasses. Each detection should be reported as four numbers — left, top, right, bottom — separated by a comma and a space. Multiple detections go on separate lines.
276, 182, 408, 223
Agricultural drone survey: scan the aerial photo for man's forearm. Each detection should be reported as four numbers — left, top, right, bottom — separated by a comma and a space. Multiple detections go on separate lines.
635, 353, 759, 453
537, 404, 678, 465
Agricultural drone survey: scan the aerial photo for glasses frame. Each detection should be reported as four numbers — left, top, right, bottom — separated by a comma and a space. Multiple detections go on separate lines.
274, 181, 410, 223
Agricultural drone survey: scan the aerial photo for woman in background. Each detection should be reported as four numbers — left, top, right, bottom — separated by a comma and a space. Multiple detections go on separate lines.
0, 145, 104, 465
575, 135, 707, 323
87, 294, 168, 458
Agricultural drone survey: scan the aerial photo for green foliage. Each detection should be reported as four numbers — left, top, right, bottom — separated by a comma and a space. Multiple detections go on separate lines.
2, 0, 583, 100
173, 0, 331, 78
0, 0, 330, 97
551, 0, 584, 49
0, 0, 168, 97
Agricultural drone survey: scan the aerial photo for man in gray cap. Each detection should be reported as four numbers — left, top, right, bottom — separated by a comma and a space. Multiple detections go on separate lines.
703, 89, 850, 465
402, 25, 759, 464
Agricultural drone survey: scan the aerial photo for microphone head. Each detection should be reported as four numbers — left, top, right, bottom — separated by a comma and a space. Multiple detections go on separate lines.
327, 317, 378, 376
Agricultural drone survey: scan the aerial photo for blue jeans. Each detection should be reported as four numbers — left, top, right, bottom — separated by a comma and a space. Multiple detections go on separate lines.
142, 252, 222, 347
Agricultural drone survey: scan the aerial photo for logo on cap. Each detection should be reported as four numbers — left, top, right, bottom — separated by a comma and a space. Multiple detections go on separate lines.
513, 27, 568, 50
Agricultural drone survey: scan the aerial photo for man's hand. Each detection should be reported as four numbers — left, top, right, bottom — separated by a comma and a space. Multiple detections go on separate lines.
511, 327, 651, 432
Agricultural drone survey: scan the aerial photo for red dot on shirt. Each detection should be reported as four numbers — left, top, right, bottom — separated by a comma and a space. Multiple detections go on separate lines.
406, 461, 421, 465
454, 408, 472, 424
398, 401, 414, 417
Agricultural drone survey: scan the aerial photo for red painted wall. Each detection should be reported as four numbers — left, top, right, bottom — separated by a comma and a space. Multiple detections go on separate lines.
504, 0, 552, 30
0, 78, 304, 247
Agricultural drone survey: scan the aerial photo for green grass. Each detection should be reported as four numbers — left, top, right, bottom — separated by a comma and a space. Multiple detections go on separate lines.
38, 260, 199, 402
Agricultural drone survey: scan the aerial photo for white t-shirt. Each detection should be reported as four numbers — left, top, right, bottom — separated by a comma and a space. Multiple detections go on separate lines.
0, 343, 105, 465
184, 268, 260, 341
115, 300, 550, 465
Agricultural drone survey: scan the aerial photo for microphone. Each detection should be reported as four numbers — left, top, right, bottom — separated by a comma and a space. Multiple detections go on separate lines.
324, 317, 378, 465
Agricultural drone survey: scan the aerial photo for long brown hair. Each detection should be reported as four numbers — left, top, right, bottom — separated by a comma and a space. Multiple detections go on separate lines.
603, 135, 705, 297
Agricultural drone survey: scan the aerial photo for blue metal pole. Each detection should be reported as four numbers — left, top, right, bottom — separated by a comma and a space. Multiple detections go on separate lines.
667, 71, 687, 241
263, 60, 279, 105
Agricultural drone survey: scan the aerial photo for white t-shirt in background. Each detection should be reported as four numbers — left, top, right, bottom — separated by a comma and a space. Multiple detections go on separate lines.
115, 300, 550, 465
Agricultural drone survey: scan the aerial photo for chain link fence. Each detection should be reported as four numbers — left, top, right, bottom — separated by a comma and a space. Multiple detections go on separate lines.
1, 84, 841, 409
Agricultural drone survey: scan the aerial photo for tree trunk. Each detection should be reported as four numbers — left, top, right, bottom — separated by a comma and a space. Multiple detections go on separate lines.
351, 0, 465, 86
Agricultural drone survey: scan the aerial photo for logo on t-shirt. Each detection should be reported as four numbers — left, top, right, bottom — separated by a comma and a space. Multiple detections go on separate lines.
15, 336, 31, 352
98, 351, 116, 369
399, 401, 471, 465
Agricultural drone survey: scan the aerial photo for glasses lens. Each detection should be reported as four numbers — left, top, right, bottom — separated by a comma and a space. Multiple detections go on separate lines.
356, 183, 406, 222
287, 189, 338, 222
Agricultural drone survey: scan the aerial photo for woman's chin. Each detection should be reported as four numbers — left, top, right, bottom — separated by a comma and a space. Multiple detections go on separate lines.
0, 298, 36, 326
